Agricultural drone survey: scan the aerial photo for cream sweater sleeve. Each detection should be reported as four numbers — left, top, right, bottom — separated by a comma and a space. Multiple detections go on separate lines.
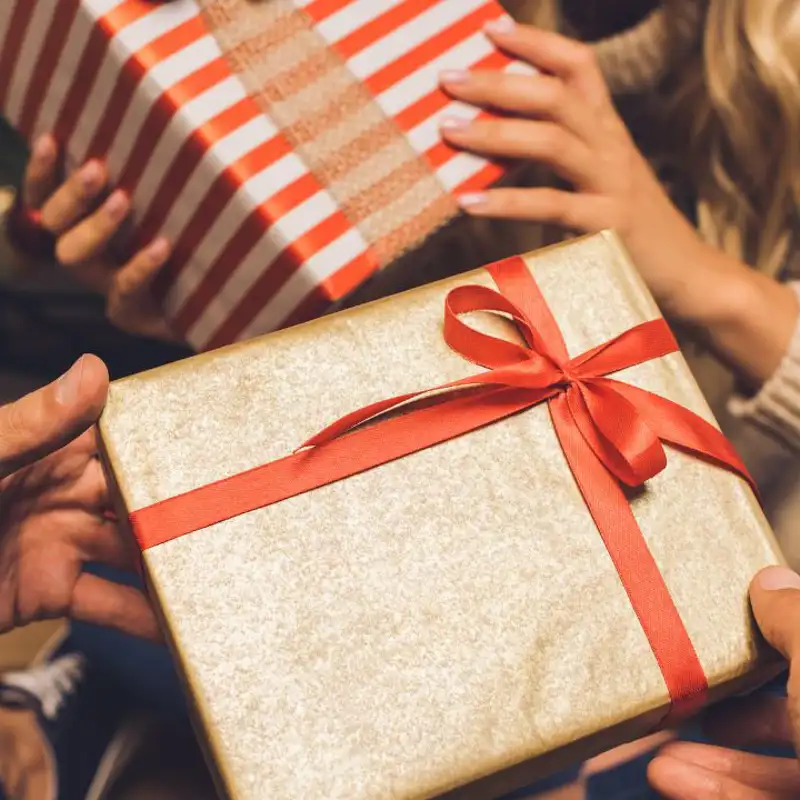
728, 282, 800, 450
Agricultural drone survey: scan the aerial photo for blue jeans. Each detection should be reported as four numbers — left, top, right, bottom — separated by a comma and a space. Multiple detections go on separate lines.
74, 566, 791, 798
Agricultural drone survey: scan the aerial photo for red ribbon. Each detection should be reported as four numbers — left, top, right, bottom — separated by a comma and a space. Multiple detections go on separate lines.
130, 255, 754, 721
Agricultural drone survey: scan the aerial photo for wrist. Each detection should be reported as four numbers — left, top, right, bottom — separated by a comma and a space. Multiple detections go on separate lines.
660, 239, 746, 327
665, 240, 799, 383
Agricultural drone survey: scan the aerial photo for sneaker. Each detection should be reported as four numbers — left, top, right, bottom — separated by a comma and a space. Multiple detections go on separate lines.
0, 628, 149, 800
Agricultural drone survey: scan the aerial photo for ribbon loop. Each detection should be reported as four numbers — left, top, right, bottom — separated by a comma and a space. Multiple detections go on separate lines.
568, 321, 680, 381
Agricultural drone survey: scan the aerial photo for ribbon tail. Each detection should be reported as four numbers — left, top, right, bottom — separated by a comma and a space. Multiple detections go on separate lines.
607, 382, 757, 495
548, 394, 708, 722
302, 370, 536, 449
302, 391, 430, 448
570, 381, 667, 486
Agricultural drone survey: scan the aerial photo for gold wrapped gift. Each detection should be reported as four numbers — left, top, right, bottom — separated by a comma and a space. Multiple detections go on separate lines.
99, 231, 783, 799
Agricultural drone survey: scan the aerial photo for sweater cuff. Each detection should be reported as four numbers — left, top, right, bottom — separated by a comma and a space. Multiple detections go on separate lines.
728, 282, 800, 450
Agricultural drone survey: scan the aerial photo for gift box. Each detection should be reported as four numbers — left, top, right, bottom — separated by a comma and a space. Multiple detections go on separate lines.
99, 231, 784, 799
0, 0, 528, 350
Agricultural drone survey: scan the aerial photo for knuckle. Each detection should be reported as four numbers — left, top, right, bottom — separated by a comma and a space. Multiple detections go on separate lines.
478, 119, 502, 143
542, 189, 569, 224
569, 42, 598, 73
0, 401, 27, 446
511, 189, 538, 216
534, 125, 564, 158
535, 79, 565, 112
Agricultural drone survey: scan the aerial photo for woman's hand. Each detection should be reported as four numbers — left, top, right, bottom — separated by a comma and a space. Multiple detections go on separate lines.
19, 135, 174, 341
439, 20, 800, 384
438, 20, 712, 321
649, 566, 800, 799
0, 356, 158, 640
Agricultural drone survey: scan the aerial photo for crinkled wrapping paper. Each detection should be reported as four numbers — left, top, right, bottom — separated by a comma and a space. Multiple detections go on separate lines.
0, 0, 528, 351
99, 231, 784, 799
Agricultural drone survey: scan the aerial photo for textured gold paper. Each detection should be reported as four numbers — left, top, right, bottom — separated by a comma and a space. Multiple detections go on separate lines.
99, 231, 784, 800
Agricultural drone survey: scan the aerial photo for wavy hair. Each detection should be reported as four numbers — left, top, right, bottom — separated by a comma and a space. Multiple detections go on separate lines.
503, 0, 800, 275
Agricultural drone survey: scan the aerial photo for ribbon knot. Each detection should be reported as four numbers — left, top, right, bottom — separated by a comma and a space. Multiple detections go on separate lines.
306, 272, 684, 489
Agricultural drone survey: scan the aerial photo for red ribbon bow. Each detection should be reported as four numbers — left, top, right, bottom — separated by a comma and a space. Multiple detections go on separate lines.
130, 256, 754, 722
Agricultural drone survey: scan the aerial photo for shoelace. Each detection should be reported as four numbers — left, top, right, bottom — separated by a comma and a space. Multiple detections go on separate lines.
0, 654, 86, 720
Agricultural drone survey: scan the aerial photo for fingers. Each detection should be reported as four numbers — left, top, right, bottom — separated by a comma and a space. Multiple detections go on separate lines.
77, 518, 137, 573
484, 20, 609, 101
55, 190, 130, 290
648, 753, 790, 800
652, 742, 800, 796
71, 572, 161, 641
456, 187, 614, 232
440, 117, 593, 185
439, 71, 596, 144
704, 695, 795, 749
23, 135, 59, 209
106, 237, 174, 339
39, 159, 106, 235
109, 237, 169, 312
0, 355, 109, 480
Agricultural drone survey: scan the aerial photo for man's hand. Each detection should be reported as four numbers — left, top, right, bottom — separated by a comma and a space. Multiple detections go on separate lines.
0, 355, 158, 640
649, 566, 800, 799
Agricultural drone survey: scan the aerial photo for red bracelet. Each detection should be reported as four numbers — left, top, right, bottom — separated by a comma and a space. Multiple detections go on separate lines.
5, 191, 57, 261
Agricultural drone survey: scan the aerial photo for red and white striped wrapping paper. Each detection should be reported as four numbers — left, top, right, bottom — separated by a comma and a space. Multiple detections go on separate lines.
0, 0, 530, 350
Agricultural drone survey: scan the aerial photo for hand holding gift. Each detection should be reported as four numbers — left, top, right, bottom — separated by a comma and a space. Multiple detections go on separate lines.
650, 566, 800, 800
0, 355, 158, 641
9, 134, 175, 342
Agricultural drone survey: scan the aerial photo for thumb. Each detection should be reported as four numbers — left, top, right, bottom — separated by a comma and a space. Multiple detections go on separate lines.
0, 355, 109, 479
750, 566, 800, 751
750, 566, 800, 660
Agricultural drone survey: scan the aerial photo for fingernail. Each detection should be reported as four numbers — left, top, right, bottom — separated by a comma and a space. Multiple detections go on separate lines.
104, 190, 129, 221
79, 161, 104, 194
458, 193, 488, 211
147, 237, 170, 263
440, 116, 471, 133
757, 566, 800, 591
32, 135, 55, 163
485, 17, 516, 35
439, 69, 469, 85
55, 356, 86, 406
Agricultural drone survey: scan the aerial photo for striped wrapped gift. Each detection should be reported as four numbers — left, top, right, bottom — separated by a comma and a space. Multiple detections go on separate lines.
0, 0, 531, 350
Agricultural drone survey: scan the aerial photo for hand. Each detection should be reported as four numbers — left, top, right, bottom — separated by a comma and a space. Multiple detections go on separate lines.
21, 135, 175, 341
0, 355, 158, 640
648, 566, 800, 799
438, 20, 710, 321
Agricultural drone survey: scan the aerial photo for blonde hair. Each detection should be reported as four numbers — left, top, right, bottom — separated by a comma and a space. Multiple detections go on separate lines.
503, 0, 800, 275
